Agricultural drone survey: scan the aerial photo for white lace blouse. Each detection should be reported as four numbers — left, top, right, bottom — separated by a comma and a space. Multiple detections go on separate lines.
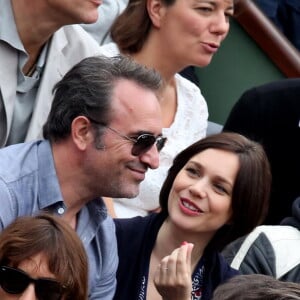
98, 43, 208, 217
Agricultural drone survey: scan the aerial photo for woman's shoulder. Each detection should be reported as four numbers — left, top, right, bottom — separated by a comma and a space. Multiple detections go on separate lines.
114, 213, 163, 236
114, 214, 163, 254
175, 73, 207, 111
204, 250, 239, 279
200, 251, 238, 300
170, 74, 208, 140
114, 215, 147, 237
175, 73, 202, 97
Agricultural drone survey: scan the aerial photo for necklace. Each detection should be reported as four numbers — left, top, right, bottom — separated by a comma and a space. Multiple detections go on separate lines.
25, 63, 37, 77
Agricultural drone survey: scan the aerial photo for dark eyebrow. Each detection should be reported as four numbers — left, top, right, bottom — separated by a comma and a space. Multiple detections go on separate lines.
195, 0, 234, 11
188, 160, 234, 188
214, 175, 234, 189
195, 0, 216, 6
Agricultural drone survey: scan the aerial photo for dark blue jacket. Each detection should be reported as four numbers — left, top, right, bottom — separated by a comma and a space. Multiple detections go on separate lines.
223, 78, 300, 225
255, 0, 300, 50
277, 0, 300, 50
114, 213, 238, 300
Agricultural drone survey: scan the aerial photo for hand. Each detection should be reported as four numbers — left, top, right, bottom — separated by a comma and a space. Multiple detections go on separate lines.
154, 242, 194, 300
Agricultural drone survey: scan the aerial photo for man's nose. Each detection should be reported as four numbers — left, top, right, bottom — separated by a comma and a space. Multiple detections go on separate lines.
139, 144, 160, 169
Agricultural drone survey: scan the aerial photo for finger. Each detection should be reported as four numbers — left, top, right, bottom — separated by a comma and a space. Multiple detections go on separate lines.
175, 244, 190, 277
186, 243, 194, 268
155, 256, 171, 284
180, 242, 194, 265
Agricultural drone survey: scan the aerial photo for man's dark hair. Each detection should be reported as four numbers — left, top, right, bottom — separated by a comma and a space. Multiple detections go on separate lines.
43, 55, 162, 143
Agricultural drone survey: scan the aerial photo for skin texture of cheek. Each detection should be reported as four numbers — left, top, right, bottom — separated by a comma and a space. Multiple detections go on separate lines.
163, 16, 217, 67
182, 12, 207, 37
173, 12, 205, 39
0, 289, 8, 300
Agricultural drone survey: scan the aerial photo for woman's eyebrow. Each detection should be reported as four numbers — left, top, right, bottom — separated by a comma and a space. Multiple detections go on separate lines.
214, 175, 233, 188
188, 160, 234, 187
194, 0, 234, 11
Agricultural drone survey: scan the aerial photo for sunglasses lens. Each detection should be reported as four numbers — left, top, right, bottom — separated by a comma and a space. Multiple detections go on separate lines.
132, 134, 156, 156
0, 266, 29, 294
0, 266, 64, 300
156, 137, 167, 152
36, 279, 64, 300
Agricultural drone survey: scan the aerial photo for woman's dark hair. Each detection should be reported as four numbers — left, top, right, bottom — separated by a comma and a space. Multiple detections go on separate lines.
111, 0, 175, 54
0, 214, 88, 300
159, 132, 271, 250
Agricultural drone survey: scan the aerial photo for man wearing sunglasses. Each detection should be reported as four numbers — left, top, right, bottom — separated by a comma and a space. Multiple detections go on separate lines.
0, 55, 164, 299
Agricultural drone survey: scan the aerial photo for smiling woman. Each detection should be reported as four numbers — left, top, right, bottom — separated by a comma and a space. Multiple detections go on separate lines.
113, 132, 271, 300
168, 148, 239, 228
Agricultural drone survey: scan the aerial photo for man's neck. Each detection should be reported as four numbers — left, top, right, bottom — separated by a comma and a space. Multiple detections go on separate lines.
52, 141, 93, 227
11, 0, 58, 57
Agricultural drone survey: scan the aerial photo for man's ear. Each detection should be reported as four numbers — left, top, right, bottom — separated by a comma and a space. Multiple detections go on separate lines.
147, 0, 166, 28
71, 116, 93, 151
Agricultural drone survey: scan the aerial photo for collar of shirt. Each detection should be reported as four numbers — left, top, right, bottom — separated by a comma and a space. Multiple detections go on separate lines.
0, 0, 25, 52
0, 0, 50, 81
37, 140, 65, 210
36, 140, 108, 227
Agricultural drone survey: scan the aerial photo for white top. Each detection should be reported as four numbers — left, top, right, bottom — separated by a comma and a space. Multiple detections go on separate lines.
98, 43, 208, 217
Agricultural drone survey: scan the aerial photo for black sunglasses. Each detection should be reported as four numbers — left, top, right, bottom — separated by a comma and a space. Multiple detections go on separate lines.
88, 117, 167, 156
0, 266, 66, 300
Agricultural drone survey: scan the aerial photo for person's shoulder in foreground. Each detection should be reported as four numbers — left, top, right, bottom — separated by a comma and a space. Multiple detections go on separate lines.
223, 196, 300, 283
0, 140, 54, 228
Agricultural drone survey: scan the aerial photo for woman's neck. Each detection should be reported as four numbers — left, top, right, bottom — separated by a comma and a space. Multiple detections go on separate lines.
129, 34, 180, 82
129, 50, 178, 128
